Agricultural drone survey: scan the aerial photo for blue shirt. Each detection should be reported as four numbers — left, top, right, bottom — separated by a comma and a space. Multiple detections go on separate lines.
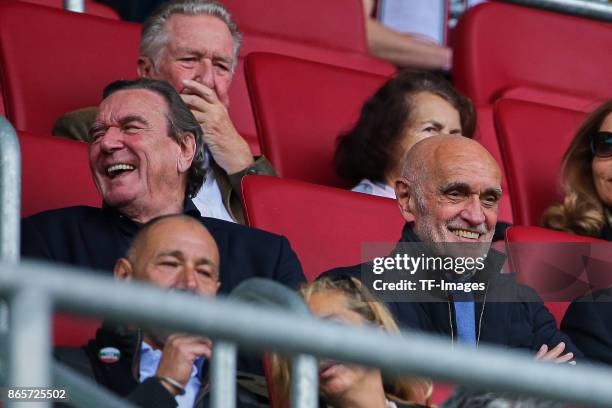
139, 341, 205, 408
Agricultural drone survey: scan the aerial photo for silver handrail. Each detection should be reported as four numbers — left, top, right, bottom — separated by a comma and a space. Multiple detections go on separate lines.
3, 261, 612, 408
63, 0, 85, 13
0, 116, 20, 263
499, 0, 612, 21
54, 363, 138, 408
229, 279, 318, 408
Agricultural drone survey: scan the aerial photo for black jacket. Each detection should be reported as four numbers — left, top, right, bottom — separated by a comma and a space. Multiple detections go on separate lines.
55, 323, 269, 408
21, 200, 306, 294
561, 288, 612, 366
324, 224, 582, 355
56, 324, 181, 408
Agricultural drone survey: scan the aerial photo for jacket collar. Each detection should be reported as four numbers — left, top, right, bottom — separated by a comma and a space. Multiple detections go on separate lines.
398, 223, 507, 285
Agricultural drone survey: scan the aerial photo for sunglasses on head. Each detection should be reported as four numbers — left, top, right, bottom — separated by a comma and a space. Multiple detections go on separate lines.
590, 131, 612, 158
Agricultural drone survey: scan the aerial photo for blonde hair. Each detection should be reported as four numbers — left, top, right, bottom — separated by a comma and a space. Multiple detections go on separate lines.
270, 276, 432, 408
543, 100, 612, 237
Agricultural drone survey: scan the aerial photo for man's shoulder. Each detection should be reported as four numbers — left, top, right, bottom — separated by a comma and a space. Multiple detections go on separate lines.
199, 216, 288, 243
52, 107, 98, 142
23, 206, 103, 227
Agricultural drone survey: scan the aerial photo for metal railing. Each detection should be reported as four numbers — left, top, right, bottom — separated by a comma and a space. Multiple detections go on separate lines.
0, 116, 20, 263
63, 0, 85, 13
499, 0, 612, 21
2, 261, 612, 408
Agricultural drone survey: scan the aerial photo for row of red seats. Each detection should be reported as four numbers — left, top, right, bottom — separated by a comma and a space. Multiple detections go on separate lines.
7, 0, 610, 347
0, 0, 393, 155
3, 1, 611, 225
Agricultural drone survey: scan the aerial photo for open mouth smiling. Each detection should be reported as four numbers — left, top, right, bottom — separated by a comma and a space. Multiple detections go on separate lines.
106, 163, 136, 179
449, 228, 481, 240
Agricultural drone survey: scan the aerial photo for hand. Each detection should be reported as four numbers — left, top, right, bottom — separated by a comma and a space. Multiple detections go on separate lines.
535, 342, 575, 365
180, 79, 254, 174
155, 333, 213, 395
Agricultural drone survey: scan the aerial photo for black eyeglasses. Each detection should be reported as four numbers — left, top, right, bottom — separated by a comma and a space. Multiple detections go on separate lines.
590, 131, 612, 158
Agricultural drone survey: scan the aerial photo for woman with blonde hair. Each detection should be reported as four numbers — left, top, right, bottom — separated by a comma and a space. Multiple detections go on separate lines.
270, 276, 432, 408
543, 100, 612, 239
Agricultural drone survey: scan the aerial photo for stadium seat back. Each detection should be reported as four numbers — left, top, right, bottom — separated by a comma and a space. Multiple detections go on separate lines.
53, 314, 100, 346
20, 132, 99, 217
454, 2, 612, 110
234, 35, 394, 155
241, 176, 404, 280
505, 226, 606, 325
473, 104, 512, 224
495, 99, 587, 226
245, 52, 389, 187
0, 1, 140, 135
223, 0, 368, 54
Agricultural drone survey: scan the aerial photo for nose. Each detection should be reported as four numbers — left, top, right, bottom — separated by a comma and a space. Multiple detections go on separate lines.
460, 195, 486, 226
99, 127, 124, 153
193, 59, 215, 90
179, 265, 198, 292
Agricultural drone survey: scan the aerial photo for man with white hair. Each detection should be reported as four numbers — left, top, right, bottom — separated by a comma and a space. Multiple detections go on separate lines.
53, 0, 273, 223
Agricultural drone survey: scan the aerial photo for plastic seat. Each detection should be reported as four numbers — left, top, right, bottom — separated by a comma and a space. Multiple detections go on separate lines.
494, 99, 587, 226
245, 52, 390, 187
20, 131, 99, 217
224, 0, 394, 155
20, 131, 101, 345
223, 0, 368, 54
0, 1, 140, 136
453, 2, 612, 112
233, 39, 394, 156
505, 225, 606, 325
241, 176, 404, 280
473, 104, 512, 224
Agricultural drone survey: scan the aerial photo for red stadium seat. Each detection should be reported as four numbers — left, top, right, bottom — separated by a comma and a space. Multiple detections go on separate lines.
453, 2, 612, 111
245, 52, 389, 187
14, 0, 120, 19
224, 0, 394, 155
241, 176, 404, 280
20, 132, 99, 217
494, 99, 587, 226
473, 104, 512, 224
234, 39, 394, 156
53, 314, 100, 346
20, 131, 101, 345
223, 0, 371, 54
505, 226, 606, 325
0, 1, 140, 136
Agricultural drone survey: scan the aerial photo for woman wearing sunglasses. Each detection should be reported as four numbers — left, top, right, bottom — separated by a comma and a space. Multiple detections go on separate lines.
543, 100, 612, 239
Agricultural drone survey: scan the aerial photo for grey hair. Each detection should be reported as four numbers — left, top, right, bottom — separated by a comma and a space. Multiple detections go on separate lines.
103, 78, 207, 198
141, 0, 242, 72
401, 148, 428, 213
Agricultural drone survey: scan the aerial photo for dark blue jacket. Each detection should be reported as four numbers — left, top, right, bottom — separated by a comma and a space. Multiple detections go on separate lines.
21, 200, 305, 294
324, 224, 582, 356
561, 288, 612, 366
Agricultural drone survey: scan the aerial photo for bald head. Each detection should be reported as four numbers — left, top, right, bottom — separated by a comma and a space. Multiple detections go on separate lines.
395, 135, 502, 246
114, 214, 220, 296
402, 135, 501, 186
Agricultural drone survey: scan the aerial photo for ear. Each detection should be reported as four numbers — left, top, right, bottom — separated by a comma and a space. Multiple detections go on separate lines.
137, 56, 155, 78
395, 177, 416, 223
114, 258, 134, 281
177, 132, 197, 173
